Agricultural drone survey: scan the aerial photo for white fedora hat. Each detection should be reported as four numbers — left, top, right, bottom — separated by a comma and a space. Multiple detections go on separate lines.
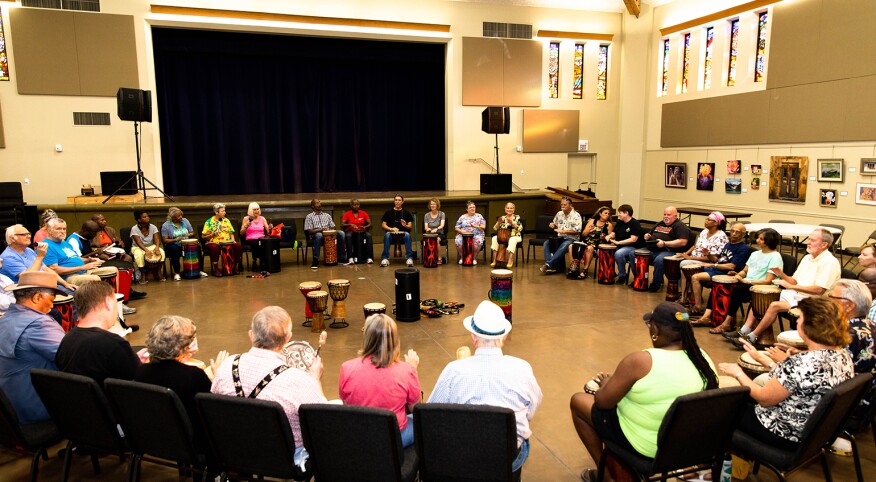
463, 300, 512, 339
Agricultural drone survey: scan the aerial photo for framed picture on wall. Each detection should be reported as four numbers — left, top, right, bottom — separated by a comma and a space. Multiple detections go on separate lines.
750, 177, 760, 190
725, 178, 742, 193
817, 159, 844, 182
861, 158, 876, 174
727, 160, 741, 174
696, 162, 715, 191
665, 163, 687, 188
768, 156, 808, 204
751, 164, 762, 175
855, 183, 876, 206
819, 189, 837, 207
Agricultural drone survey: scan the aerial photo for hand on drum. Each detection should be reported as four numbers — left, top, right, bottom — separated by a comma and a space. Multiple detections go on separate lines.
595, 372, 610, 385
742, 340, 773, 368
403, 349, 420, 369
210, 350, 229, 374
718, 362, 744, 378
765, 346, 790, 364
84, 260, 102, 270
774, 343, 801, 356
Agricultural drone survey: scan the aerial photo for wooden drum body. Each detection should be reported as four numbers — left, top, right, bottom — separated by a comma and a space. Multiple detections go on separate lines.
750, 285, 781, 321
738, 351, 771, 379
391, 232, 406, 257
327, 279, 350, 329
181, 239, 201, 280
632, 249, 651, 292
663, 255, 682, 302
323, 230, 338, 266
461, 233, 475, 266
597, 244, 616, 285
422, 234, 439, 268
299, 281, 322, 327
306, 290, 329, 333
495, 227, 511, 266
488, 269, 513, 323
710, 275, 738, 327
680, 263, 704, 306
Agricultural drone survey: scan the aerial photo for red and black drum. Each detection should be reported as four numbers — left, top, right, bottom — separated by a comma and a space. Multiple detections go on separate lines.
299, 281, 322, 327
461, 233, 475, 266
219, 241, 235, 276
423, 234, 439, 268
597, 244, 616, 285
632, 249, 651, 291
680, 262, 705, 306
710, 275, 738, 327
53, 294, 76, 333
663, 255, 683, 302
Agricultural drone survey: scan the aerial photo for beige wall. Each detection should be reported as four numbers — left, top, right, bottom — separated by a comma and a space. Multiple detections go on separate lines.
0, 0, 622, 205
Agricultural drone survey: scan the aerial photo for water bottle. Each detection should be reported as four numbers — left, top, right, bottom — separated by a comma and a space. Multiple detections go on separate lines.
719, 453, 732, 482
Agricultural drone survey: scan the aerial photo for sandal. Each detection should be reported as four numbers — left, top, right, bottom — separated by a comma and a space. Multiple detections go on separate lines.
709, 323, 733, 334
580, 468, 598, 482
690, 319, 713, 327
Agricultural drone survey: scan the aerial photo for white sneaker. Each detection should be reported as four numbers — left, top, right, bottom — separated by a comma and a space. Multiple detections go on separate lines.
347, 258, 356, 265
830, 437, 853, 456
473, 260, 477, 265
200, 271, 209, 278
367, 258, 374, 264
380, 259, 389, 267
173, 273, 181, 281
406, 258, 414, 267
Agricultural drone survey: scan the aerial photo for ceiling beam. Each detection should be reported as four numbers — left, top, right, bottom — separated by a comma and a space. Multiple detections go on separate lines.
623, 0, 641, 18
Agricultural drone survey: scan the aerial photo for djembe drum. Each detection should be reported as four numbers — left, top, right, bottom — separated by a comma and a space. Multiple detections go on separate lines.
750, 284, 782, 345
738, 351, 772, 379
776, 330, 807, 350
488, 269, 513, 322
219, 242, 235, 276
299, 281, 322, 327
422, 234, 439, 268
461, 233, 475, 266
322, 230, 338, 266
306, 291, 329, 333
327, 279, 350, 329
363, 302, 386, 319
680, 262, 705, 306
663, 255, 683, 302
282, 340, 318, 372
93, 266, 118, 293
568, 242, 587, 278
597, 244, 616, 285
710, 275, 738, 327
350, 230, 366, 264
632, 249, 651, 291
53, 294, 76, 333
102, 259, 134, 301
495, 227, 511, 268
181, 239, 201, 279
391, 232, 406, 257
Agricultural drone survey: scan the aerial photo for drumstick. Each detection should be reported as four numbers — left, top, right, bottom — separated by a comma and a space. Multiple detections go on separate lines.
314, 330, 328, 357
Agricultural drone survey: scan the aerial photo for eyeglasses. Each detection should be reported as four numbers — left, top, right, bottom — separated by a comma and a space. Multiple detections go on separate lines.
828, 294, 852, 304
729, 230, 746, 234
13, 232, 31, 237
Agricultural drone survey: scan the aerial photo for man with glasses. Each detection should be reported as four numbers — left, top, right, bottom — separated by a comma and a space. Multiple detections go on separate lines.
1, 224, 75, 291
540, 197, 582, 274
687, 223, 752, 324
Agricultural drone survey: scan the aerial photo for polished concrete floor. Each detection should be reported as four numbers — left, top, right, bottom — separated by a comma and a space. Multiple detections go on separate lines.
1, 249, 873, 481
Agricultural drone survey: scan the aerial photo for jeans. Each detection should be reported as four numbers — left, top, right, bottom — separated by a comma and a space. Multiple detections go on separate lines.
311, 231, 347, 262
511, 438, 530, 472
615, 246, 635, 277
381, 231, 413, 260
543, 238, 574, 269
649, 250, 673, 285
400, 413, 415, 447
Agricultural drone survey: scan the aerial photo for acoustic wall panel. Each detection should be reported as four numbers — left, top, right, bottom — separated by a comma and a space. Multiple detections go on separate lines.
10, 8, 81, 95
522, 109, 579, 152
74, 12, 139, 96
767, 82, 844, 144
841, 75, 876, 142
661, 101, 709, 147
502, 39, 542, 107
765, 0, 822, 89
462, 37, 541, 107
707, 91, 770, 146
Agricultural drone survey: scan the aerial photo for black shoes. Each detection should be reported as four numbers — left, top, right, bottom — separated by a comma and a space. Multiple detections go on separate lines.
647, 283, 663, 293
128, 290, 147, 300
616, 275, 628, 285
311, 259, 319, 269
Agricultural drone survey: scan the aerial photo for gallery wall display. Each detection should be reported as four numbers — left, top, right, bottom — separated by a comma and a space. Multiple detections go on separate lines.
750, 177, 760, 190
819, 188, 837, 207
861, 158, 876, 175
726, 178, 742, 193
696, 162, 715, 191
817, 158, 844, 182
751, 164, 762, 175
856, 183, 876, 206
665, 162, 687, 188
768, 156, 808, 204
727, 159, 740, 174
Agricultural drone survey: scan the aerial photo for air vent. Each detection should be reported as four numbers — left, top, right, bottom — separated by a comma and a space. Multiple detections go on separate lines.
21, 0, 100, 12
73, 112, 111, 126
483, 22, 532, 39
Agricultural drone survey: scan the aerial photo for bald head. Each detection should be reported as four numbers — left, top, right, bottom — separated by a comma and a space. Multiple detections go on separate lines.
663, 206, 678, 224
859, 268, 876, 298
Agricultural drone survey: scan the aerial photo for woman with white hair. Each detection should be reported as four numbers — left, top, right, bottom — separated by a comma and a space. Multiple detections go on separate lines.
201, 203, 242, 277
240, 202, 273, 272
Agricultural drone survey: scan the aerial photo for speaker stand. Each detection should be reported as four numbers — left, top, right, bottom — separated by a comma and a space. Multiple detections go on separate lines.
493, 133, 500, 173
103, 121, 174, 204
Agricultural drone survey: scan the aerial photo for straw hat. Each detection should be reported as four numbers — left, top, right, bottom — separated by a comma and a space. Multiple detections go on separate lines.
463, 300, 512, 339
5, 271, 65, 294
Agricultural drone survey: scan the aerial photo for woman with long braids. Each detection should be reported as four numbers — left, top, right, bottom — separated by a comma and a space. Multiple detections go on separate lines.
570, 302, 717, 482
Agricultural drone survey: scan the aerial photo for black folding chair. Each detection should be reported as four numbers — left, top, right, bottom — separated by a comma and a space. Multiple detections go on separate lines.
0, 387, 62, 482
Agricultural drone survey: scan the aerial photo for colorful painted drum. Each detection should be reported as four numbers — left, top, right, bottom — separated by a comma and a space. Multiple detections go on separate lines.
53, 294, 76, 333
663, 255, 683, 302
306, 290, 329, 333
323, 229, 338, 266
710, 275, 738, 327
181, 239, 201, 280
461, 233, 475, 266
422, 234, 439, 268
738, 351, 771, 379
327, 279, 350, 329
299, 281, 322, 327
102, 259, 135, 301
282, 340, 318, 372
93, 266, 118, 291
597, 244, 616, 285
488, 269, 513, 322
219, 242, 235, 276
632, 249, 651, 292
495, 227, 511, 267
680, 262, 705, 306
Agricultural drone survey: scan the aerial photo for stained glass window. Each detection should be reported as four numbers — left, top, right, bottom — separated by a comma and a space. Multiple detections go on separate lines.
727, 19, 739, 86
661, 39, 669, 97
703, 27, 714, 90
755, 12, 768, 82
681, 33, 691, 93
573, 43, 584, 99
548, 42, 559, 99
597, 44, 608, 100
0, 9, 8, 81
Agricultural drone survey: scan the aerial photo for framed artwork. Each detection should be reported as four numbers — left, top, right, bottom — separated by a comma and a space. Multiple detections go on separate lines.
768, 156, 808, 204
696, 162, 715, 191
727, 160, 741, 174
750, 164, 762, 175
725, 178, 742, 193
861, 158, 876, 175
750, 177, 760, 190
819, 189, 837, 207
817, 158, 844, 182
665, 163, 687, 188
856, 183, 876, 206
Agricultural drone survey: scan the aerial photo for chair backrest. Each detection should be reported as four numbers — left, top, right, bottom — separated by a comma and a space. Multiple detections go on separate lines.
841, 268, 857, 279
119, 226, 133, 253
0, 387, 26, 449
272, 218, 298, 243
780, 253, 797, 277
517, 218, 526, 237
414, 403, 517, 482
299, 403, 406, 482
534, 215, 553, 237
104, 379, 199, 465
791, 373, 873, 464
650, 386, 750, 474
195, 393, 301, 479
29, 368, 127, 453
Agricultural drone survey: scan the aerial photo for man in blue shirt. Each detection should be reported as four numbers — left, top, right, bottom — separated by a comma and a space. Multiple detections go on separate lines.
42, 218, 103, 284
1, 224, 76, 290
689, 223, 752, 325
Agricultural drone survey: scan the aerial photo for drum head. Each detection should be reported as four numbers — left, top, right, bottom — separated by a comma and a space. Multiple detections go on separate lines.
583, 378, 600, 395
282, 340, 317, 371
750, 285, 781, 294
739, 351, 770, 369
491, 269, 513, 277
634, 249, 651, 255
424, 234, 438, 238
327, 279, 350, 286
598, 244, 615, 250
184, 358, 207, 370
323, 229, 337, 235
777, 330, 805, 346
712, 275, 738, 284
299, 281, 322, 290
54, 294, 73, 304
307, 290, 328, 299
181, 239, 199, 245
364, 302, 386, 310
681, 262, 704, 269
144, 251, 162, 263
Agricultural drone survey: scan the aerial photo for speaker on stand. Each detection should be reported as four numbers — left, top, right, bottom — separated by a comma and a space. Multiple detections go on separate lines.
480, 106, 512, 195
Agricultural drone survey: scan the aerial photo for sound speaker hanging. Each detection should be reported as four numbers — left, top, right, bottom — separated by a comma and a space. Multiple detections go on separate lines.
481, 106, 510, 134
116, 88, 152, 123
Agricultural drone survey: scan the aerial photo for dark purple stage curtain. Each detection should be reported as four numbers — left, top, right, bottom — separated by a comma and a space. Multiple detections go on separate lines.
152, 28, 446, 196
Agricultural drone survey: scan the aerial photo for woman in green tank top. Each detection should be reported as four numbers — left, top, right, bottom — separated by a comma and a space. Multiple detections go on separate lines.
569, 302, 718, 482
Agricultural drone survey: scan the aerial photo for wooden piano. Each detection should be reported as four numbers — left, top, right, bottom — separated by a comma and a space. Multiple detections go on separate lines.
543, 187, 613, 217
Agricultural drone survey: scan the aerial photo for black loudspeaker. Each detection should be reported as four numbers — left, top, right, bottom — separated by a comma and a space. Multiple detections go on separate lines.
480, 174, 512, 194
394, 268, 421, 322
100, 171, 138, 195
257, 237, 281, 273
481, 106, 510, 134
116, 88, 152, 122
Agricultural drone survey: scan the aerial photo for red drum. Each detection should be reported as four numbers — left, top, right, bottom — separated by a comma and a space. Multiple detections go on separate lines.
323, 229, 338, 266
597, 244, 616, 285
102, 260, 134, 301
423, 234, 439, 268
220, 242, 235, 276
663, 255, 683, 302
461, 233, 475, 266
632, 249, 650, 291
299, 281, 322, 327
681, 263, 705, 306
710, 275, 738, 327
495, 227, 511, 267
53, 294, 76, 333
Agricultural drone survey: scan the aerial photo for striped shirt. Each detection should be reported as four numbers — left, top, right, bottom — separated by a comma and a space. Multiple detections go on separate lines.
304, 211, 335, 231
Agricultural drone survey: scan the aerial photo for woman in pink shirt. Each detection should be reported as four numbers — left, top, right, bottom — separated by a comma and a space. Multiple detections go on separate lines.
339, 314, 421, 447
240, 202, 273, 272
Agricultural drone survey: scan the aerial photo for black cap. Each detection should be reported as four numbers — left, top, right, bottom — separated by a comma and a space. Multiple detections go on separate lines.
643, 302, 689, 325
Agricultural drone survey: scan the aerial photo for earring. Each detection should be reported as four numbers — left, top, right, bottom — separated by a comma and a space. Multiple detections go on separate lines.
651, 334, 658, 341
